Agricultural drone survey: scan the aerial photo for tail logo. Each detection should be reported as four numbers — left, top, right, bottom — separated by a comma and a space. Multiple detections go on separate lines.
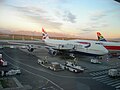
97, 32, 106, 41
77, 42, 91, 48
42, 28, 49, 40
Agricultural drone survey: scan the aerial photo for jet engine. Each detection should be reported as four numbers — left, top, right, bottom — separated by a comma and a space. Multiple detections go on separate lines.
48, 49, 58, 56
27, 45, 34, 52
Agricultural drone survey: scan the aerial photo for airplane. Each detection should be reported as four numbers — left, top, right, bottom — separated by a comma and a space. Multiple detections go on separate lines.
2, 28, 118, 56
97, 32, 120, 53
68, 31, 120, 54
69, 32, 120, 54
41, 28, 108, 56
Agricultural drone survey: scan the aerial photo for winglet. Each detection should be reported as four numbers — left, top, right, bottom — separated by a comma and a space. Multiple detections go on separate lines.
97, 32, 107, 41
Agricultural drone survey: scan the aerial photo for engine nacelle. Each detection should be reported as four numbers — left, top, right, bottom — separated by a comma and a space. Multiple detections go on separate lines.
48, 49, 58, 56
28, 48, 34, 52
27, 45, 34, 52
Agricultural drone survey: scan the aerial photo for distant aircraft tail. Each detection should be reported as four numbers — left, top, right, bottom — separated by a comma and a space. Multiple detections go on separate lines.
97, 32, 107, 41
42, 28, 49, 41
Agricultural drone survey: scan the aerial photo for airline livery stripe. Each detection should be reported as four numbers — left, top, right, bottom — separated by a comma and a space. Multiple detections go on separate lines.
104, 46, 120, 50
77, 42, 90, 44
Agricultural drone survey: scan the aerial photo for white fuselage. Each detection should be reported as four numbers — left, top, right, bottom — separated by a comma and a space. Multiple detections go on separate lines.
44, 39, 108, 56
69, 39, 120, 52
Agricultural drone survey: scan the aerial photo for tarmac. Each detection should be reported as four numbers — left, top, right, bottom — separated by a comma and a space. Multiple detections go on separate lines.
0, 40, 120, 90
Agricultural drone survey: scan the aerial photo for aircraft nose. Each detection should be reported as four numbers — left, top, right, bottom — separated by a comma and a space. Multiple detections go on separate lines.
103, 48, 108, 54
99, 44, 108, 55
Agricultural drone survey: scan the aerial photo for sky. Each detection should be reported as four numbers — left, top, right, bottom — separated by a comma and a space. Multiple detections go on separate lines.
0, 0, 120, 39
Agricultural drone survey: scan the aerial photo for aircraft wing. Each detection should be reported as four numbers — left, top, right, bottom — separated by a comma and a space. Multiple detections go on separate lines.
0, 40, 42, 52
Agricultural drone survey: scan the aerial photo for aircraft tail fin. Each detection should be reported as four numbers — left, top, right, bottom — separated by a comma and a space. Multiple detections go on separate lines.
97, 32, 107, 41
42, 28, 49, 41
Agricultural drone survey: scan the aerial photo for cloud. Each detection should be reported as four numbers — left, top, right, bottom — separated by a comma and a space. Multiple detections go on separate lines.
28, 14, 63, 30
14, 5, 76, 29
81, 10, 109, 33
79, 27, 99, 35
63, 11, 76, 23
11, 6, 63, 30
90, 8, 120, 22
90, 11, 107, 21
81, 28, 96, 32
80, 23, 108, 34
14, 6, 47, 16
88, 8, 120, 31
63, 8, 117, 34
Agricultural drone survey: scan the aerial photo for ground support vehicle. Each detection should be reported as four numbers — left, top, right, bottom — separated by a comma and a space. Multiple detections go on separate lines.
6, 69, 21, 76
90, 58, 101, 64
64, 61, 84, 73
38, 59, 64, 71
108, 69, 120, 78
118, 56, 120, 59
0, 54, 7, 66
0, 59, 7, 66
0, 69, 21, 76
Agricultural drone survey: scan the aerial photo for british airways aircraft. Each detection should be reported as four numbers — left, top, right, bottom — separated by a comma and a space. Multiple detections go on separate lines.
42, 28, 108, 56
